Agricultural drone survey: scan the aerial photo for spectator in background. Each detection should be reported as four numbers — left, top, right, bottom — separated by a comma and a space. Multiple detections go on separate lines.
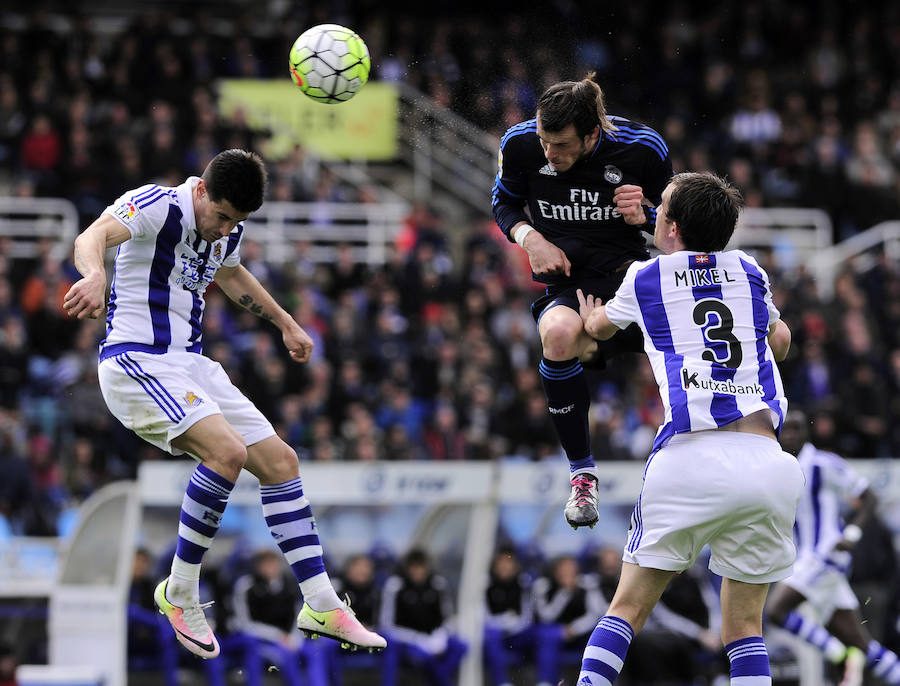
531, 555, 606, 686
380, 548, 468, 686
483, 546, 535, 686
231, 549, 327, 686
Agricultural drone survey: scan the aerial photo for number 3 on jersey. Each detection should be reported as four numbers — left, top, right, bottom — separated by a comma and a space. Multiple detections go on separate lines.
692, 299, 742, 369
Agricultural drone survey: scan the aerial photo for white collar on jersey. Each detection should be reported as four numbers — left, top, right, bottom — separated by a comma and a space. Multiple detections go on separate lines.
176, 176, 200, 234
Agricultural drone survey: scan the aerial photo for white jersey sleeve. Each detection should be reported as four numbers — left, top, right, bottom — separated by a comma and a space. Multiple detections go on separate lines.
605, 260, 643, 329
734, 250, 780, 326
822, 450, 869, 501
104, 184, 178, 240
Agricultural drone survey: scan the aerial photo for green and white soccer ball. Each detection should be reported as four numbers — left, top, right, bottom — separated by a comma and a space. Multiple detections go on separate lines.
289, 24, 371, 104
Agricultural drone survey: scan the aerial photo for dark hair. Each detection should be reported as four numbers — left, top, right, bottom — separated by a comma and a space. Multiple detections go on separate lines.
201, 149, 268, 213
536, 72, 616, 138
666, 172, 744, 252
403, 547, 430, 567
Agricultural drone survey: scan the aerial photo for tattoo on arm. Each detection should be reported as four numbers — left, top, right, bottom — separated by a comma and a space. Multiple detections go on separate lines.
238, 294, 273, 321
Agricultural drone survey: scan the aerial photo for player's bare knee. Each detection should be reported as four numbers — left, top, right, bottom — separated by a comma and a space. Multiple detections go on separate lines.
267, 441, 300, 481
540, 319, 579, 359
206, 437, 248, 474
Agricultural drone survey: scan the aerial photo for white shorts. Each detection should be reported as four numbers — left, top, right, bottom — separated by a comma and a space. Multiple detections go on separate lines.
783, 555, 859, 620
99, 350, 275, 456
623, 431, 804, 584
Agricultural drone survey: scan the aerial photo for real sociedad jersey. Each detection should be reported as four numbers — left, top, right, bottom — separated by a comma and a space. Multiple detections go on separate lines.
793, 442, 869, 571
491, 115, 673, 281
98, 177, 244, 362
605, 250, 787, 451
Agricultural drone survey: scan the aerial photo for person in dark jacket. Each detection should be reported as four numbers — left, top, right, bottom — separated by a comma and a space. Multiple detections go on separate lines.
483, 546, 536, 686
379, 548, 468, 686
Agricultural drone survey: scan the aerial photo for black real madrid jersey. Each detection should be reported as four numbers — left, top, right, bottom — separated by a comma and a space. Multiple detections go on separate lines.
491, 115, 673, 284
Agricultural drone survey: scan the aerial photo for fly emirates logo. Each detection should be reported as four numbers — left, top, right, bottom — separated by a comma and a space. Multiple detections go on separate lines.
537, 188, 621, 222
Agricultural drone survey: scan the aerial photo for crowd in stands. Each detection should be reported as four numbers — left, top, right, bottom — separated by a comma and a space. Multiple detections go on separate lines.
0, 2, 900, 534
0, 0, 898, 542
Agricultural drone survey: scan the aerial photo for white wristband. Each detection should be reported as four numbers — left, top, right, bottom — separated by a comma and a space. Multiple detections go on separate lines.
513, 224, 535, 247
842, 524, 863, 543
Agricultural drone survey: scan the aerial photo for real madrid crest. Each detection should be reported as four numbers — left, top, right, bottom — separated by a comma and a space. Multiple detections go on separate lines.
604, 165, 623, 184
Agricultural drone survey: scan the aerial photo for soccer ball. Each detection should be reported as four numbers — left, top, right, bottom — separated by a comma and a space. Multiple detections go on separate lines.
289, 24, 371, 104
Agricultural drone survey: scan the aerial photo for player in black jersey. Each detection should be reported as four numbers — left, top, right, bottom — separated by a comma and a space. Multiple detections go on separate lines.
491, 73, 673, 529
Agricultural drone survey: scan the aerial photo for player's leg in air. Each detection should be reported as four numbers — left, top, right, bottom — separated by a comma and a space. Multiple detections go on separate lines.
155, 413, 385, 658
768, 584, 900, 686
537, 301, 602, 529
536, 290, 642, 530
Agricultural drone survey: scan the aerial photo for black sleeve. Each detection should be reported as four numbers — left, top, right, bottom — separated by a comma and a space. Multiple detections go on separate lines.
640, 145, 674, 233
491, 139, 531, 242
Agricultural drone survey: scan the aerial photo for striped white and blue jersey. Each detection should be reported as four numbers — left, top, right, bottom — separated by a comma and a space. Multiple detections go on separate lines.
605, 250, 787, 452
98, 177, 244, 362
793, 442, 869, 572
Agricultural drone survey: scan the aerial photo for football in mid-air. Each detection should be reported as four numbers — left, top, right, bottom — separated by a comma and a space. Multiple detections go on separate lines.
289, 24, 371, 104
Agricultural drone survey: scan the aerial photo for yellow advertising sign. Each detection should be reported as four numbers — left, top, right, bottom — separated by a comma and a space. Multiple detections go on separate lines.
218, 80, 398, 160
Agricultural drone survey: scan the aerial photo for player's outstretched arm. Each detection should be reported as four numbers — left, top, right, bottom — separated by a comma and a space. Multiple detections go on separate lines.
767, 319, 791, 362
576, 288, 618, 341
214, 264, 314, 363
63, 214, 132, 320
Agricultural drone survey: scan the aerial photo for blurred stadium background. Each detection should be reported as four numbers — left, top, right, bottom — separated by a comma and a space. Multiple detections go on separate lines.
1, 0, 899, 684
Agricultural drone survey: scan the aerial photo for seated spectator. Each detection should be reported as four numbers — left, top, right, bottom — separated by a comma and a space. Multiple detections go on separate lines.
483, 546, 535, 686
231, 549, 327, 686
380, 548, 467, 686
532, 555, 606, 686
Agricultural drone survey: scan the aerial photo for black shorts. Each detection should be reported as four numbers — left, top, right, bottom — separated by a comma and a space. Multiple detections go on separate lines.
530, 271, 644, 363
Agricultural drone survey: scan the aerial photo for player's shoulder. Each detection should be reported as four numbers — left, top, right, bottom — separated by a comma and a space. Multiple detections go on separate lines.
499, 118, 539, 151
606, 115, 669, 161
799, 442, 845, 468
111, 182, 179, 226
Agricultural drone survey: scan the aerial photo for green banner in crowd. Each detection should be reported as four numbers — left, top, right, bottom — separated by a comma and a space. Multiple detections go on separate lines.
218, 80, 398, 160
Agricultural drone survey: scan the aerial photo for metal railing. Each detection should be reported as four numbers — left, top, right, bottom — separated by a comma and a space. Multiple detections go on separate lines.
0, 197, 79, 260
810, 221, 900, 299
395, 82, 498, 215
243, 201, 409, 264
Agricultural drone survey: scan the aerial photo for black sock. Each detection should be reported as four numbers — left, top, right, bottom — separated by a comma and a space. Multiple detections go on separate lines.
539, 357, 594, 472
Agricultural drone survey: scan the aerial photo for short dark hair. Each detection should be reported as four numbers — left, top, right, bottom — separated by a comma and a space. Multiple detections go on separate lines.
201, 149, 268, 213
666, 172, 744, 252
536, 72, 616, 138
403, 547, 430, 568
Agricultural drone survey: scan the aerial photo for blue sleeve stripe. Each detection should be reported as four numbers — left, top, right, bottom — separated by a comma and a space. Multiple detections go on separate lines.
132, 185, 160, 203
500, 119, 537, 148
609, 131, 668, 160
613, 122, 668, 150
492, 175, 526, 200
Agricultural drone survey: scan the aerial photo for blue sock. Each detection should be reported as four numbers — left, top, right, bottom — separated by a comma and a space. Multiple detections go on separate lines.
169, 463, 233, 601
539, 357, 594, 473
782, 611, 845, 661
577, 615, 634, 685
261, 477, 340, 611
868, 640, 900, 685
726, 636, 771, 685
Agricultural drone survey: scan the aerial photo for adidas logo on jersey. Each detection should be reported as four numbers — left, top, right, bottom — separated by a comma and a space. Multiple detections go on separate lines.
539, 163, 557, 176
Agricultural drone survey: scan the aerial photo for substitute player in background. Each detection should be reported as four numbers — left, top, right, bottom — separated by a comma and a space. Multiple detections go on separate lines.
574, 172, 802, 686
492, 73, 673, 529
766, 411, 900, 686
63, 149, 385, 659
